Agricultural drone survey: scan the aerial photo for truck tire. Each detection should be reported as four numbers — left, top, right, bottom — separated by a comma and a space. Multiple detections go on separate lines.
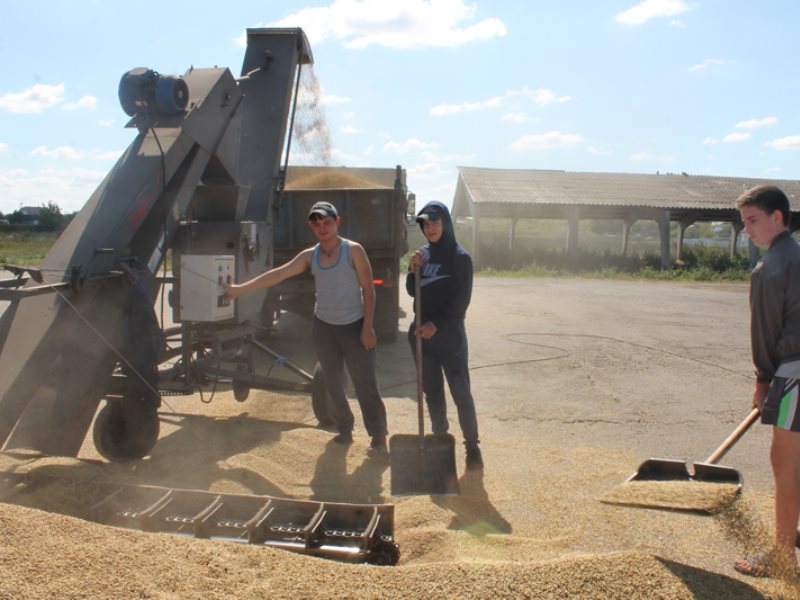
375, 276, 400, 343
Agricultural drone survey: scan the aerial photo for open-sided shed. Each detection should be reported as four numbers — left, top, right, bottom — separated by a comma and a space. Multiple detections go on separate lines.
452, 167, 800, 268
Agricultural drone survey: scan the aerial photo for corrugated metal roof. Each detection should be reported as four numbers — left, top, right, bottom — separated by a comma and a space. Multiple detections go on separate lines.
454, 167, 800, 214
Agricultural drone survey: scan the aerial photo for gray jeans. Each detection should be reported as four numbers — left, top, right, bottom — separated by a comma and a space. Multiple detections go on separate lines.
312, 317, 387, 438
408, 319, 480, 447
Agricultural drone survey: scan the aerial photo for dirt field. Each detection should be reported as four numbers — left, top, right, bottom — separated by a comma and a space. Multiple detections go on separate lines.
1, 276, 798, 599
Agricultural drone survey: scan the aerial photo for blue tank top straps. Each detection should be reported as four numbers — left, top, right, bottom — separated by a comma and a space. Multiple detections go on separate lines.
311, 239, 364, 325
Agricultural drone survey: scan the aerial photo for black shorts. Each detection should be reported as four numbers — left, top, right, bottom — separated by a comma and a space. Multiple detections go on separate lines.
761, 376, 800, 432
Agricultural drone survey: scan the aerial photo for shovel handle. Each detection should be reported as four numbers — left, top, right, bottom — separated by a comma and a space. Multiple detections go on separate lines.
704, 408, 760, 465
414, 265, 424, 439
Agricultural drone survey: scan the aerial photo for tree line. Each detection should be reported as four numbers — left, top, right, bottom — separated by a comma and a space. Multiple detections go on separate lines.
0, 202, 76, 232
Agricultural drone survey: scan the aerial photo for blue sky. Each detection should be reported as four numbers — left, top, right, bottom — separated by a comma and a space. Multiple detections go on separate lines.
1, 0, 798, 215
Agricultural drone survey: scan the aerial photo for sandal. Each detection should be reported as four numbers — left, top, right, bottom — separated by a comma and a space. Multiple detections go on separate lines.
734, 550, 800, 579
734, 551, 771, 577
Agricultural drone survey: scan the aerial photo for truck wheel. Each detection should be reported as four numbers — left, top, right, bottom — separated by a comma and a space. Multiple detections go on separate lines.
311, 363, 336, 429
93, 400, 159, 462
375, 283, 399, 343
232, 380, 250, 402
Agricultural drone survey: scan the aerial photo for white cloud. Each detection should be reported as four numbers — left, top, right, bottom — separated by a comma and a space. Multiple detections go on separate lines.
30, 145, 82, 160
432, 86, 570, 117
430, 102, 463, 116
99, 119, 115, 127
0, 166, 107, 214
688, 58, 728, 73
734, 116, 778, 129
328, 147, 360, 163
764, 167, 782, 174
63, 95, 97, 110
430, 95, 502, 116
587, 145, 612, 156
502, 112, 526, 123
0, 83, 64, 114
340, 125, 363, 134
615, 0, 690, 25
765, 135, 800, 151
722, 132, 751, 143
384, 138, 440, 153
669, 19, 685, 28
269, 0, 506, 49
702, 137, 718, 145
0, 142, 8, 153
509, 131, 584, 151
521, 87, 571, 106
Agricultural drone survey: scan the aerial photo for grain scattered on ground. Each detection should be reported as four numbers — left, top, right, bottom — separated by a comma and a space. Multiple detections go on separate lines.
599, 480, 741, 513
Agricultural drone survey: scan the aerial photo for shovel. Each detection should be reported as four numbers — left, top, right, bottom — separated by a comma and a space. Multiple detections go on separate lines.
389, 266, 459, 496
626, 408, 759, 486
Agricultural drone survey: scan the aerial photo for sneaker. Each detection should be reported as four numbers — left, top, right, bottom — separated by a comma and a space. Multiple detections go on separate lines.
332, 432, 353, 445
368, 436, 388, 455
465, 446, 484, 471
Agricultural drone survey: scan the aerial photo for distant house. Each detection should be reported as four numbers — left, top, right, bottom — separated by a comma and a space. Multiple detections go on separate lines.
17, 206, 43, 227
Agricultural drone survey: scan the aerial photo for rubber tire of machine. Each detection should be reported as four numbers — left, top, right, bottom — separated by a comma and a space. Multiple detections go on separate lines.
232, 380, 250, 402
366, 540, 401, 566
311, 363, 336, 428
93, 400, 160, 462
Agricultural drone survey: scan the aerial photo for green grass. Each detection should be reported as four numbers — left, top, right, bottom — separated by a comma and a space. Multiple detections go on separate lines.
0, 232, 58, 266
2, 230, 751, 283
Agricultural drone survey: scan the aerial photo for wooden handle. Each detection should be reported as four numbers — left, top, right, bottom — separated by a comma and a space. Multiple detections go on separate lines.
414, 267, 424, 439
704, 408, 760, 465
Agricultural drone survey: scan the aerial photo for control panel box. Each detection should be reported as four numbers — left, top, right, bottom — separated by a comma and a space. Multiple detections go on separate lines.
179, 255, 235, 322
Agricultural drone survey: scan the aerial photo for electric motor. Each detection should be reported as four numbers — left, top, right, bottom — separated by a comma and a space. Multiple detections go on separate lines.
118, 68, 189, 117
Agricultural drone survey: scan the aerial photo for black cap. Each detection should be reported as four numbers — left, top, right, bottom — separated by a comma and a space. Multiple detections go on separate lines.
308, 201, 338, 219
416, 205, 443, 224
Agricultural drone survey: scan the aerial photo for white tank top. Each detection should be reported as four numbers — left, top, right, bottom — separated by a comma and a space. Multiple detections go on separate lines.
311, 239, 364, 325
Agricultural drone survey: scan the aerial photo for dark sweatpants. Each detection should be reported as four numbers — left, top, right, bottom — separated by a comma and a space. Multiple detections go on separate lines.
312, 316, 388, 438
408, 320, 480, 446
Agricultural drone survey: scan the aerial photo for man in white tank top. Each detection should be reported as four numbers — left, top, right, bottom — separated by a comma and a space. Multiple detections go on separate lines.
225, 201, 388, 454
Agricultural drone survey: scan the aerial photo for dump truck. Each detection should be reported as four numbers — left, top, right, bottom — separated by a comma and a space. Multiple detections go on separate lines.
269, 165, 412, 343
0, 27, 399, 565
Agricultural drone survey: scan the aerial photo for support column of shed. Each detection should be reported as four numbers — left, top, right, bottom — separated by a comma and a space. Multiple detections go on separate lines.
509, 218, 517, 253
564, 207, 579, 264
471, 209, 481, 269
657, 210, 671, 270
730, 222, 743, 259
622, 217, 636, 255
675, 218, 694, 262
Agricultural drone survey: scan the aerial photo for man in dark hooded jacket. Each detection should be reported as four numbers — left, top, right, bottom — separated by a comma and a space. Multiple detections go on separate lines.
406, 201, 483, 470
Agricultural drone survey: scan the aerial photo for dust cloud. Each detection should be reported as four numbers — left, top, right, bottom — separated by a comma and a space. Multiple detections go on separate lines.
290, 66, 333, 166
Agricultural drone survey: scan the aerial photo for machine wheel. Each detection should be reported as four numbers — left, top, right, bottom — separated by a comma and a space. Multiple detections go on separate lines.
232, 380, 250, 402
93, 400, 160, 462
366, 540, 401, 566
311, 363, 336, 429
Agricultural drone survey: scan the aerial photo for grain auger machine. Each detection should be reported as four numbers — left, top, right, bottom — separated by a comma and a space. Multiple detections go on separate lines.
0, 28, 318, 463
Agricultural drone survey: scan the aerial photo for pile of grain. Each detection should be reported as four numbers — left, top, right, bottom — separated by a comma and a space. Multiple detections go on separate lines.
0, 385, 796, 599
285, 170, 384, 190
599, 480, 741, 513
0, 501, 787, 600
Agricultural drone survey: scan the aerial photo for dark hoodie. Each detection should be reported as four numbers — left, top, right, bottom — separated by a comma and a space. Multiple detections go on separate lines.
406, 201, 473, 331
